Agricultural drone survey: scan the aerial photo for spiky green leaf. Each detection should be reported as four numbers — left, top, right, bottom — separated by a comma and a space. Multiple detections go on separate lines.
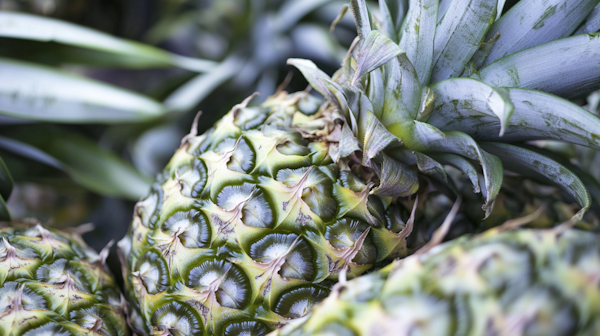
381, 55, 422, 131
476, 0, 599, 66
0, 12, 215, 71
477, 34, 600, 98
287, 58, 333, 99
428, 78, 514, 136
372, 154, 420, 197
481, 143, 590, 220
0, 128, 151, 200
350, 0, 372, 39
429, 88, 600, 150
0, 58, 164, 123
352, 30, 404, 85
431, 153, 481, 193
431, 0, 497, 82
398, 0, 438, 85
575, 3, 600, 34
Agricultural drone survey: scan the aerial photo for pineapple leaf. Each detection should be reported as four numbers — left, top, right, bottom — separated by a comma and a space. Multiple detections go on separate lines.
350, 0, 372, 39
575, 3, 600, 34
287, 58, 333, 98
413, 151, 447, 179
339, 123, 362, 158
0, 128, 151, 200
352, 30, 404, 85
430, 87, 600, 150
428, 78, 514, 136
481, 142, 590, 220
431, 153, 481, 193
367, 69, 385, 117
381, 54, 422, 128
378, 0, 398, 43
165, 56, 244, 113
0, 12, 215, 71
0, 156, 13, 201
476, 0, 599, 66
477, 34, 600, 99
409, 124, 503, 215
398, 0, 439, 85
431, 0, 497, 82
362, 110, 401, 165
372, 153, 420, 197
0, 58, 164, 123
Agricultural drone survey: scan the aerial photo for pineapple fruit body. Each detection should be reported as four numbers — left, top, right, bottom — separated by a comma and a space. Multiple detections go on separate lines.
119, 0, 600, 334
0, 222, 128, 336
273, 227, 600, 336
118, 92, 412, 336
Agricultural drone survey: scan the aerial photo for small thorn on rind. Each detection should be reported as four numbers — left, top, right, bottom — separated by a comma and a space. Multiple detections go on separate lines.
181, 111, 203, 147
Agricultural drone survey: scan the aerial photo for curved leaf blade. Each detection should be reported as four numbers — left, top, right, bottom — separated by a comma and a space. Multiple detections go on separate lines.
0, 12, 215, 72
575, 3, 600, 34
352, 30, 404, 85
481, 142, 590, 219
477, 34, 600, 99
0, 128, 151, 200
428, 87, 600, 150
428, 78, 514, 136
381, 54, 422, 127
479, 0, 599, 66
431, 153, 481, 193
409, 123, 503, 216
0, 58, 164, 123
398, 0, 439, 85
431, 0, 497, 82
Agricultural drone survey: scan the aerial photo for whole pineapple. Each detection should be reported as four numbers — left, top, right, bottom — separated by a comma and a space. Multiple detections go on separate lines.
119, 0, 600, 334
272, 226, 600, 336
0, 222, 128, 336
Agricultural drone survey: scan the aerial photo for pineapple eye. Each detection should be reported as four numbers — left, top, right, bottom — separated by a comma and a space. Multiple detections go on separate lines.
161, 210, 211, 249
22, 322, 72, 336
276, 167, 337, 222
186, 259, 251, 309
381, 294, 451, 335
151, 301, 204, 336
216, 183, 274, 229
214, 137, 255, 173
136, 183, 163, 229
36, 259, 90, 292
133, 249, 169, 294
223, 320, 270, 336
0, 282, 46, 311
233, 107, 268, 130
249, 233, 315, 281
324, 219, 377, 265
177, 159, 208, 198
70, 306, 123, 336
274, 286, 330, 319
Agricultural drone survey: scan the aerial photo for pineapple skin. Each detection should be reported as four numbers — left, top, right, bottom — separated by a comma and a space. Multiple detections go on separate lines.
0, 222, 128, 336
118, 92, 412, 336
273, 227, 600, 336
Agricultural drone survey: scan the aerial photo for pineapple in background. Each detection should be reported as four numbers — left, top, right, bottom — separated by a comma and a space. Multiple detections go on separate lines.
272, 226, 600, 336
0, 222, 128, 335
118, 0, 600, 334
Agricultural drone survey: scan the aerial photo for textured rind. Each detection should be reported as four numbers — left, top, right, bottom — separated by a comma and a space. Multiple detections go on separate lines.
0, 223, 128, 336
272, 228, 600, 336
118, 92, 413, 336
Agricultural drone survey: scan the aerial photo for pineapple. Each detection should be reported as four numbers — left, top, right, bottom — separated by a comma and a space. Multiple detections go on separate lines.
118, 0, 600, 334
0, 221, 128, 335
272, 226, 600, 336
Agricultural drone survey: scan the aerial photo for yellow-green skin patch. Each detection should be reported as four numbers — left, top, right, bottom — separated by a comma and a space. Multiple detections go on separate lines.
0, 223, 128, 336
273, 228, 600, 336
119, 92, 413, 336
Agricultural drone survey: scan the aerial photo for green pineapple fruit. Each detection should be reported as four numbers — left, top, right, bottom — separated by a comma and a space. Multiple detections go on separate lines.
119, 0, 600, 334
272, 226, 600, 336
0, 222, 128, 336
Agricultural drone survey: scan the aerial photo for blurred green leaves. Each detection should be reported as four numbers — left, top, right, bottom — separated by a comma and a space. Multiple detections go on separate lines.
0, 58, 165, 123
0, 126, 151, 200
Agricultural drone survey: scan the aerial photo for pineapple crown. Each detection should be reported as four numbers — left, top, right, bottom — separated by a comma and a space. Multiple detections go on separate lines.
288, 0, 600, 220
